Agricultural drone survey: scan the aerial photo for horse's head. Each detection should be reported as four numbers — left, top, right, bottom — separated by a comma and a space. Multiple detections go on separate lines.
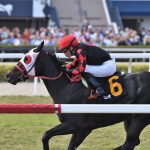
6, 41, 62, 85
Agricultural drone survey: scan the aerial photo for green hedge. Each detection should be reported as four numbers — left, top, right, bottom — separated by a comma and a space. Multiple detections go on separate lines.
0, 64, 149, 82
0, 64, 15, 81
117, 64, 149, 73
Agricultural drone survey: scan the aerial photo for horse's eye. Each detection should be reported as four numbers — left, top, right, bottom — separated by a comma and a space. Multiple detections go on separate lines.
24, 55, 32, 64
49, 51, 55, 56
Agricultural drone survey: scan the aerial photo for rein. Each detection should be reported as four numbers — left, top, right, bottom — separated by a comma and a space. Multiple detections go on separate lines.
16, 63, 64, 81
24, 72, 64, 80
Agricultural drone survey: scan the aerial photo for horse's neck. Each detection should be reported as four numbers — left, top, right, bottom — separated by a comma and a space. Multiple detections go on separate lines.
42, 74, 70, 103
42, 74, 89, 104
40, 53, 89, 104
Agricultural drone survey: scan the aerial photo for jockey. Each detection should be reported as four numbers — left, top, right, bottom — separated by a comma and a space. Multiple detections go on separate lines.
59, 34, 116, 99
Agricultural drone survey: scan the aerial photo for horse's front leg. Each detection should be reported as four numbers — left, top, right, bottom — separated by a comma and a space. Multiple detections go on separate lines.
67, 130, 92, 150
42, 122, 74, 150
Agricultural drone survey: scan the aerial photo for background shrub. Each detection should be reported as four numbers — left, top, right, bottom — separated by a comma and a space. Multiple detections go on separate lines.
0, 63, 149, 82
117, 63, 149, 74
0, 64, 14, 81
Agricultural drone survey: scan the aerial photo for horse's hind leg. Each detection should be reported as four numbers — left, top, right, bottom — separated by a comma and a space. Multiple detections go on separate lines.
113, 118, 132, 150
67, 130, 92, 150
121, 115, 149, 150
42, 122, 74, 150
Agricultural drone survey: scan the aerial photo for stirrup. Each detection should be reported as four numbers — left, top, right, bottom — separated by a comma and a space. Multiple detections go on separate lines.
96, 87, 105, 97
88, 90, 98, 100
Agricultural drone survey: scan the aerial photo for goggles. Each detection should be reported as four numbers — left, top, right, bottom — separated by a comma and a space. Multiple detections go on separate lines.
61, 37, 76, 53
63, 48, 71, 53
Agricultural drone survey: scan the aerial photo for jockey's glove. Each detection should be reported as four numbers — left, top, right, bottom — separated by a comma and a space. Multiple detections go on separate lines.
61, 67, 73, 78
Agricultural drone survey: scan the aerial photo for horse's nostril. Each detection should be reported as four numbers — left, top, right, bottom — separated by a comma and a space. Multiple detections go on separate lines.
5, 73, 13, 82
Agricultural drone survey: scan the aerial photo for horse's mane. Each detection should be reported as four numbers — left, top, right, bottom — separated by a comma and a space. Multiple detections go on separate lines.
45, 50, 66, 71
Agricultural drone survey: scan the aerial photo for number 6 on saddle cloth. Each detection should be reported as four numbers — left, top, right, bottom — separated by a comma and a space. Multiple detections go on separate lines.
83, 71, 131, 104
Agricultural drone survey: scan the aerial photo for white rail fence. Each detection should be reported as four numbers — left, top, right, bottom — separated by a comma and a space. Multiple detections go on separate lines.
60, 104, 150, 114
0, 104, 150, 114
1, 53, 150, 73
1, 53, 150, 95
105, 47, 150, 52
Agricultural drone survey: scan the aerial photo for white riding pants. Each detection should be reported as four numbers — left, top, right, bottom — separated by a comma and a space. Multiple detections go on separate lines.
85, 59, 116, 77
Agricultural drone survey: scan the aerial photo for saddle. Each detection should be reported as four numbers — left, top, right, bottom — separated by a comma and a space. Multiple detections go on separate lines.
87, 71, 132, 104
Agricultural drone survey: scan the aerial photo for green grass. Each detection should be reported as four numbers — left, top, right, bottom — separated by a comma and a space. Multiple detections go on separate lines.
0, 96, 149, 150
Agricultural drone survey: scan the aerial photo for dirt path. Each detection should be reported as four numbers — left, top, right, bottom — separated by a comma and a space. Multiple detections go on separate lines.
0, 82, 49, 96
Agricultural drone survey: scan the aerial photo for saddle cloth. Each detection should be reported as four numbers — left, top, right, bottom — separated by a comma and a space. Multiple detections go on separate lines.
89, 71, 132, 104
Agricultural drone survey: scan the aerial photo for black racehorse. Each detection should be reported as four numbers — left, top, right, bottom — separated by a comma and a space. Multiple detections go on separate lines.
6, 41, 150, 150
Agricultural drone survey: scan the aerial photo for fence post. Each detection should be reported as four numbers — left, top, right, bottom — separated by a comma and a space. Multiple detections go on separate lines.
128, 58, 132, 73
34, 77, 39, 96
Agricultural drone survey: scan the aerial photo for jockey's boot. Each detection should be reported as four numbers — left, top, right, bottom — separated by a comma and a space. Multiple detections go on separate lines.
88, 76, 105, 98
82, 73, 105, 99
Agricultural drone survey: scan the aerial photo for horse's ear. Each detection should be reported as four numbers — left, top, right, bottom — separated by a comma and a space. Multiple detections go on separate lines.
33, 41, 44, 52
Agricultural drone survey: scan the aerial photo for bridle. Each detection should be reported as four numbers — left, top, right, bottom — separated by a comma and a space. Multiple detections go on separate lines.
15, 60, 64, 81
13, 50, 73, 83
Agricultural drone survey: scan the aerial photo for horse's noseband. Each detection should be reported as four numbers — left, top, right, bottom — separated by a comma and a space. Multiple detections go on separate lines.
15, 63, 29, 81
